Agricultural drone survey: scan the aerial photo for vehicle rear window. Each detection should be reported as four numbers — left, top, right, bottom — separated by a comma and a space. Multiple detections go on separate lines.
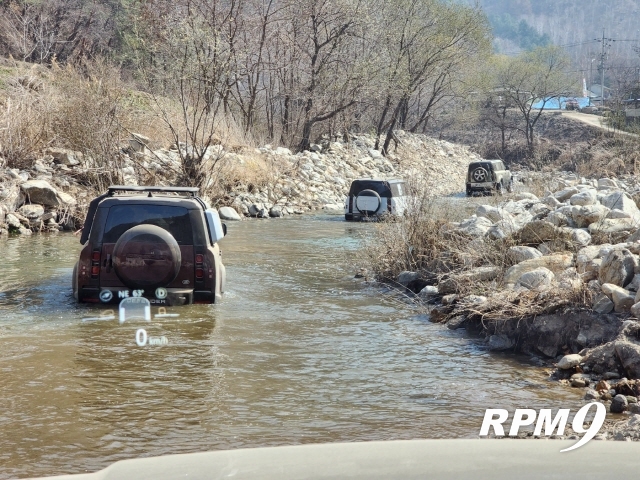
103, 205, 193, 244
349, 181, 392, 197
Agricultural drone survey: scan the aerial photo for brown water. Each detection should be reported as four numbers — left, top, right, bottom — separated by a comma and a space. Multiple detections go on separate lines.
0, 214, 583, 479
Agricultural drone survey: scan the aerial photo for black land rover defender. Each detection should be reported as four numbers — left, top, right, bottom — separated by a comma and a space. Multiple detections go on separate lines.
72, 186, 226, 306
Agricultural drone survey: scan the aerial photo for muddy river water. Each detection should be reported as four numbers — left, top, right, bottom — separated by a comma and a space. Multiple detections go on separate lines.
0, 214, 583, 478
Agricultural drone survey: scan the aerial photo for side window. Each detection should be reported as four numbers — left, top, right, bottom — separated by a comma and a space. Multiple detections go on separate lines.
390, 182, 405, 196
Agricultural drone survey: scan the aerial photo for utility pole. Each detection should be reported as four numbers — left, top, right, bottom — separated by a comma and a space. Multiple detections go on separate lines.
595, 29, 614, 106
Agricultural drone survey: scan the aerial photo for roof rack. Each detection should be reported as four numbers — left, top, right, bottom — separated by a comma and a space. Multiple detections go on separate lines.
107, 185, 199, 197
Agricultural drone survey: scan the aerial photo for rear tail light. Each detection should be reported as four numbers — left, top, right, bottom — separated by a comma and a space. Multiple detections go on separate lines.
195, 253, 205, 282
91, 249, 101, 278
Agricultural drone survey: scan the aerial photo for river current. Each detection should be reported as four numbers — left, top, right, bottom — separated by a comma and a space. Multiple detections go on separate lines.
0, 214, 582, 478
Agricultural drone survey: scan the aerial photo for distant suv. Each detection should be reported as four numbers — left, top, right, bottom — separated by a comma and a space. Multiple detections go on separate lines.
466, 160, 512, 196
73, 186, 226, 306
344, 178, 408, 221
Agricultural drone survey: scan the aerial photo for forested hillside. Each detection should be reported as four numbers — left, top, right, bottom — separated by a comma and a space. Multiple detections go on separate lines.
465, 0, 640, 62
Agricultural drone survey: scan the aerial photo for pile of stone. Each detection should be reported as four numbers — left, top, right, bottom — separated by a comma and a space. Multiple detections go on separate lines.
443, 175, 640, 303
1, 131, 480, 230
223, 130, 480, 219
0, 177, 78, 235
394, 174, 640, 386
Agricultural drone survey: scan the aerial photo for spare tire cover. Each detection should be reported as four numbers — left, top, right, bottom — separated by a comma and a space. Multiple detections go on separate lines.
112, 224, 181, 289
355, 189, 382, 215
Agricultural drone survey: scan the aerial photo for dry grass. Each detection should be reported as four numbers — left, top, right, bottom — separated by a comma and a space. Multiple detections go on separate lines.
0, 58, 258, 195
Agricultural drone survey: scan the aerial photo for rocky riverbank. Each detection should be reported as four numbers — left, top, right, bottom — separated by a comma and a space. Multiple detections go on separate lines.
0, 131, 481, 232
386, 173, 640, 415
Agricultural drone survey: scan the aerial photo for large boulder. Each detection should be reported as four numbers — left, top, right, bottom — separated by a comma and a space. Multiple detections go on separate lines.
601, 191, 640, 218
593, 293, 615, 314
601, 283, 635, 313
598, 178, 618, 190
571, 204, 609, 228
518, 220, 569, 245
456, 216, 493, 237
219, 206, 242, 221
44, 147, 81, 166
570, 190, 597, 206
598, 248, 637, 287
589, 217, 637, 235
476, 205, 511, 223
20, 180, 60, 206
557, 354, 582, 369
614, 341, 640, 379
515, 267, 554, 291
504, 254, 573, 286
555, 186, 579, 202
507, 246, 542, 264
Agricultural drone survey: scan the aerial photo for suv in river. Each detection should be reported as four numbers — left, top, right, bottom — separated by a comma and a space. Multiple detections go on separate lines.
344, 178, 408, 221
466, 160, 512, 196
72, 186, 226, 306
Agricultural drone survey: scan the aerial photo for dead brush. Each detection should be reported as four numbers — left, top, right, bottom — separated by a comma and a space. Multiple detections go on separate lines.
450, 281, 594, 324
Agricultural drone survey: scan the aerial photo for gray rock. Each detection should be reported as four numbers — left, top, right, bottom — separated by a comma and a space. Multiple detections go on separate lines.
5, 213, 21, 229
601, 191, 640, 217
515, 267, 555, 292
589, 217, 637, 235
488, 334, 515, 351
627, 274, 640, 292
593, 294, 615, 314
611, 394, 629, 413
598, 178, 618, 190
507, 246, 543, 264
397, 271, 420, 287
504, 254, 573, 286
570, 190, 597, 206
418, 285, 438, 300
56, 191, 76, 207
584, 388, 600, 400
18, 204, 44, 220
269, 205, 284, 218
571, 377, 588, 388
555, 186, 579, 202
570, 228, 591, 247
446, 315, 467, 330
248, 203, 268, 218
631, 302, 640, 319
614, 341, 640, 379
44, 147, 81, 166
557, 354, 582, 370
20, 180, 60, 206
601, 284, 636, 313
571, 204, 610, 228
598, 249, 638, 287
219, 206, 242, 221
518, 220, 567, 244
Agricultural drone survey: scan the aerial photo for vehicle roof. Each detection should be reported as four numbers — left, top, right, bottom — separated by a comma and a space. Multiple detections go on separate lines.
97, 195, 204, 210
469, 159, 503, 164
352, 178, 405, 183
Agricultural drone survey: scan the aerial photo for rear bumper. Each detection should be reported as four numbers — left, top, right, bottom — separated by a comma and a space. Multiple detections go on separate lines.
466, 182, 497, 193
79, 287, 215, 306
